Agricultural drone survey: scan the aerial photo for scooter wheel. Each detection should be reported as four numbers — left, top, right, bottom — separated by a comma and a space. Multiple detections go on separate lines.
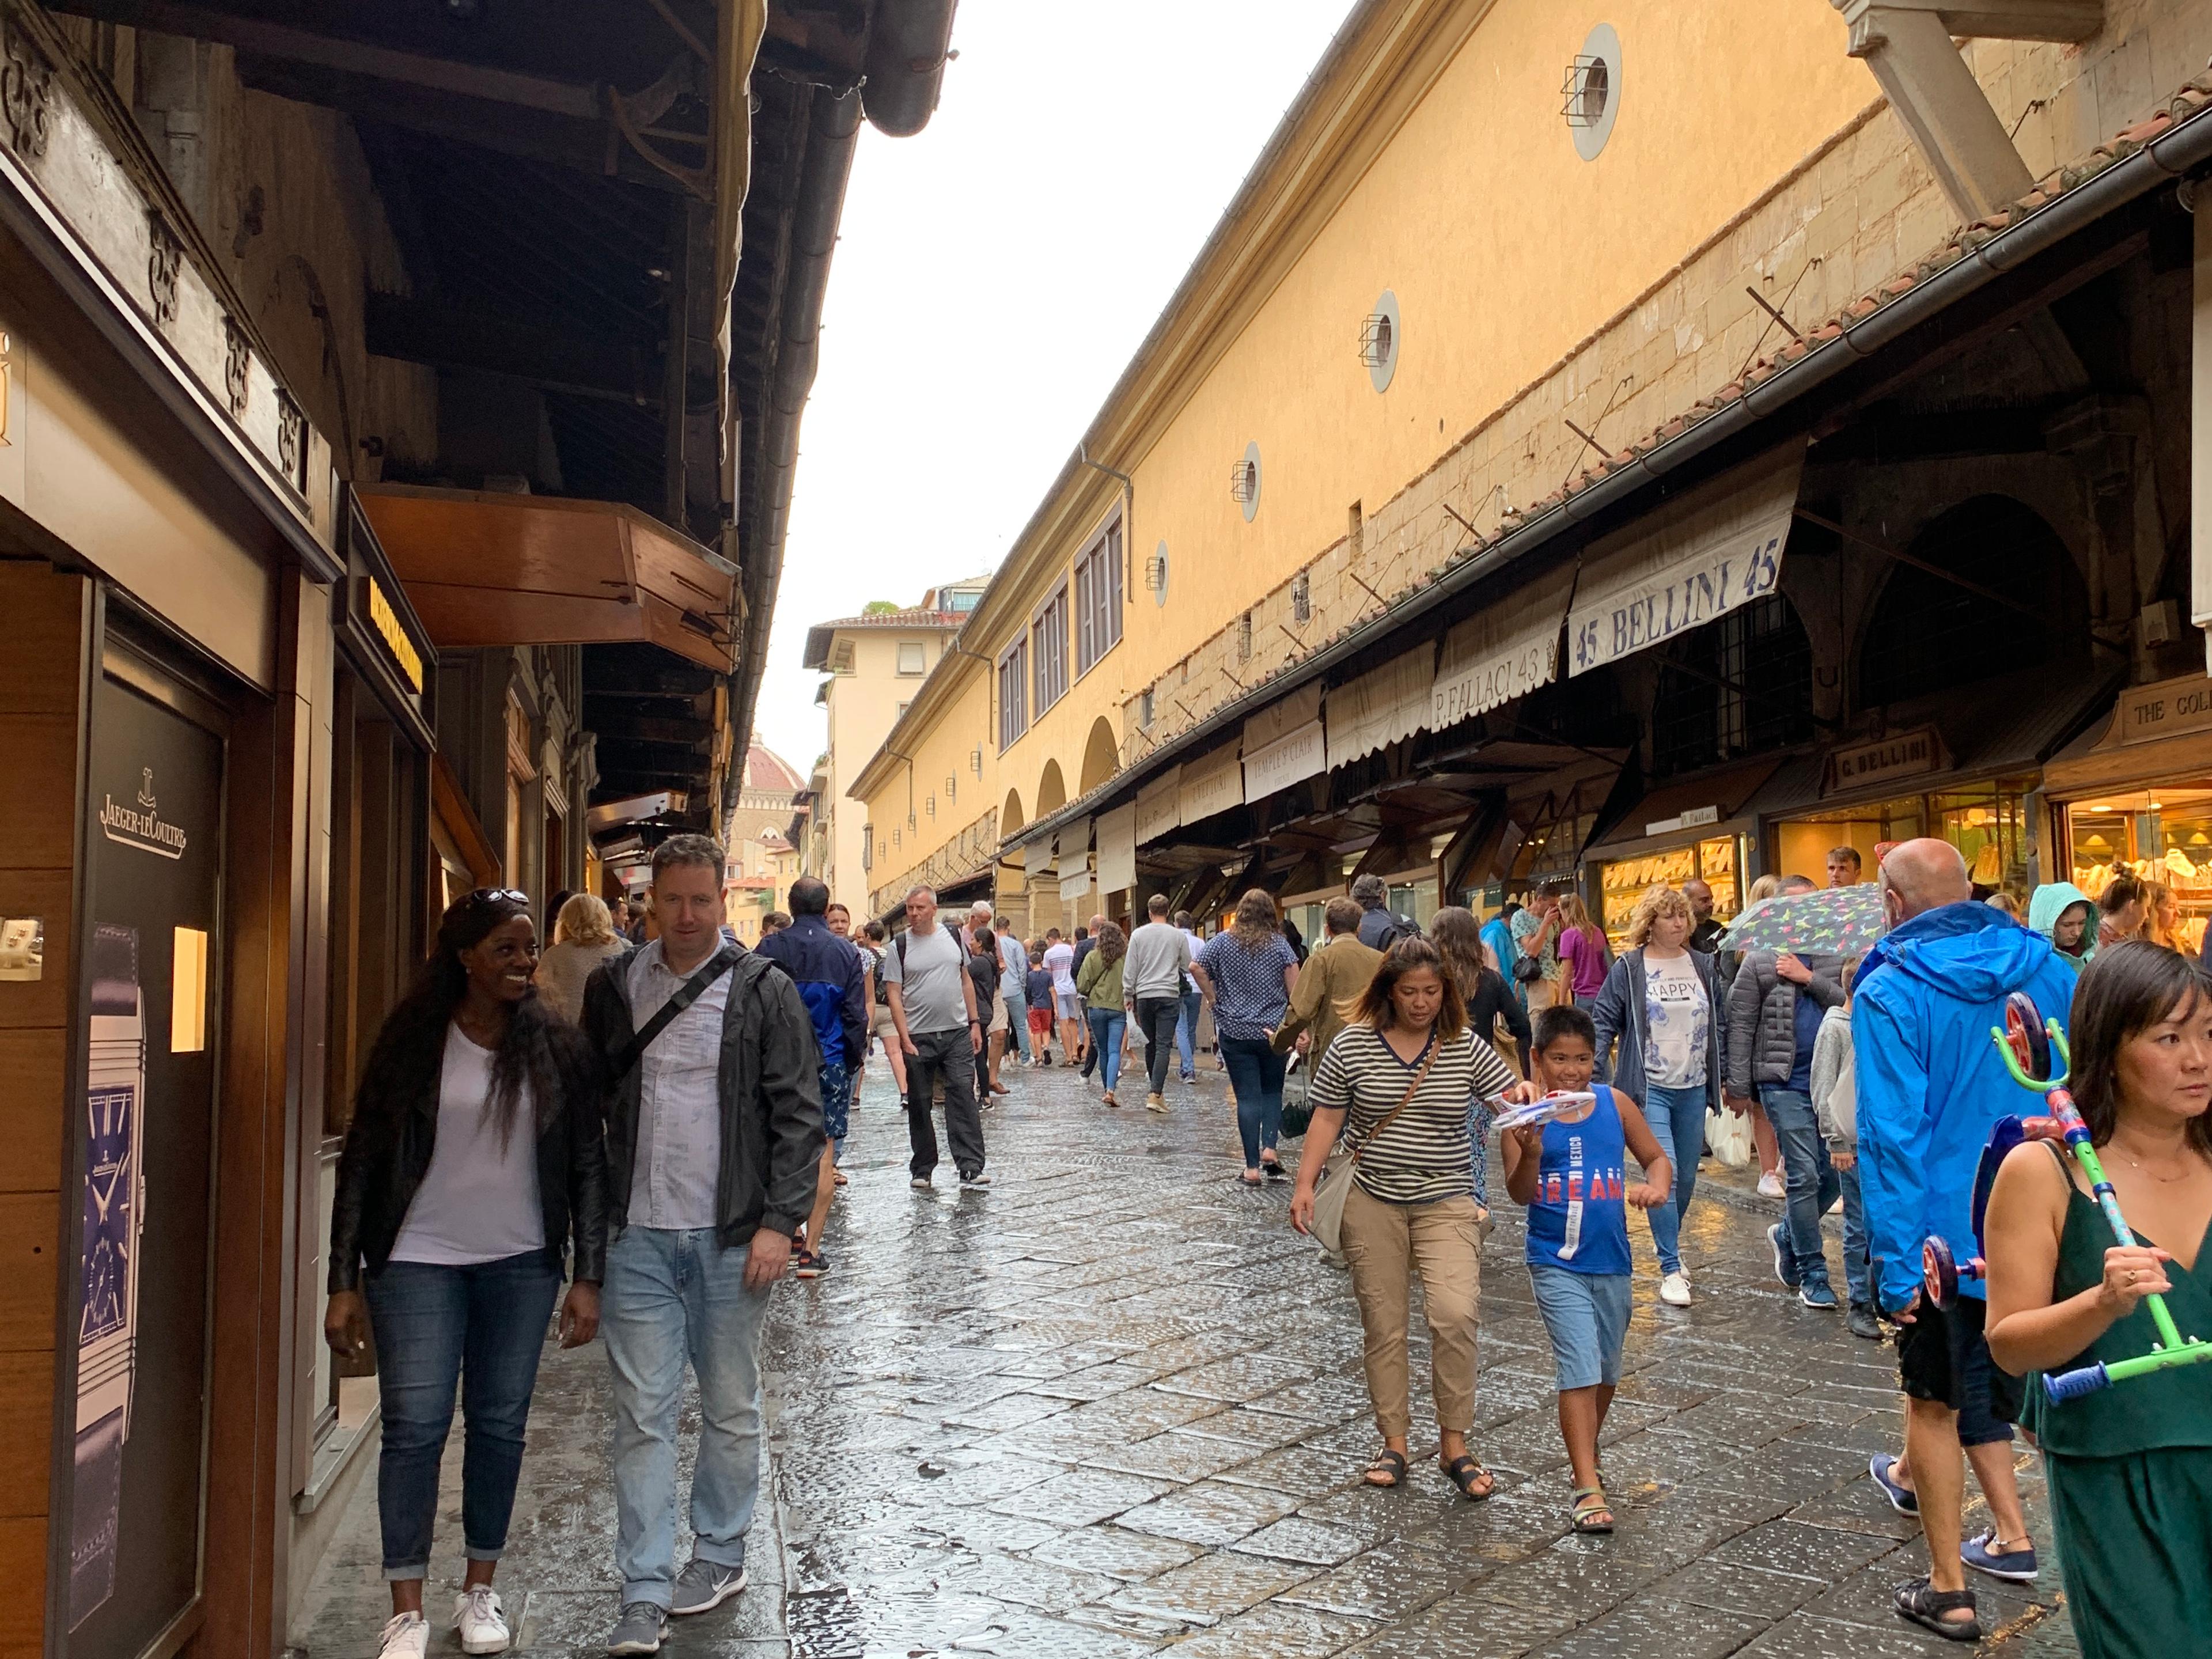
1923, 1236, 1961, 1312
2005, 993, 2051, 1082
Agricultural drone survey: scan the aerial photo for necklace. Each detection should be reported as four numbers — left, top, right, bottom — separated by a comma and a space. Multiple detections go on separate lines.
2113, 1142, 2199, 1184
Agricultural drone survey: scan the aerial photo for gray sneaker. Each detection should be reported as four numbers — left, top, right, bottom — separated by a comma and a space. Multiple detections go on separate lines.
671, 1558, 748, 1616
607, 1601, 667, 1655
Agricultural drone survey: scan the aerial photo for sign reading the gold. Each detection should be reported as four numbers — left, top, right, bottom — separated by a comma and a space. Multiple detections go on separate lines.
365, 576, 425, 694
2113, 674, 2212, 747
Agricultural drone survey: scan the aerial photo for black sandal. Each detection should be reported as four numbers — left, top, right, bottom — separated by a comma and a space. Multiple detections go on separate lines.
1362, 1448, 1408, 1488
1895, 1577, 1980, 1642
1441, 1455, 1494, 1501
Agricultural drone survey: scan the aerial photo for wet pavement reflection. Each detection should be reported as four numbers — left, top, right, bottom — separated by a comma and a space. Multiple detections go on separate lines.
297, 1054, 2081, 1657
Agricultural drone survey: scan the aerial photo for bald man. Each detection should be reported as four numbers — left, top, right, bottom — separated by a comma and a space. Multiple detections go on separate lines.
1851, 839, 2080, 1637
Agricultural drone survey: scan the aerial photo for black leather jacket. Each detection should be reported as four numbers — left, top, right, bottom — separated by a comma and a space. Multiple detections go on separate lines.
327, 1017, 609, 1293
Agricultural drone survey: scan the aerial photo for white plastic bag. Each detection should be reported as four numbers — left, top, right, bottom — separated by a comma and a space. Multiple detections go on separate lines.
1706, 1103, 1755, 1169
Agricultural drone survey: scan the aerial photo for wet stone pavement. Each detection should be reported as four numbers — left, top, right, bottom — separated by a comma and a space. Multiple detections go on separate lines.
298, 1054, 2084, 1659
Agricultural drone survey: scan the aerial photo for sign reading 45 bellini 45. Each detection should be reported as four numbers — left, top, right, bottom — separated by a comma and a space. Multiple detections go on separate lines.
1565, 446, 1802, 677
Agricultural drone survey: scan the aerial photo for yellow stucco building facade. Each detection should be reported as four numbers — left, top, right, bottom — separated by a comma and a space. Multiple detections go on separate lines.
857, 0, 2212, 933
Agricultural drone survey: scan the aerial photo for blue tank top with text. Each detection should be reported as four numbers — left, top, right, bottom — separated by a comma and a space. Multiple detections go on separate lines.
1524, 1083, 1633, 1277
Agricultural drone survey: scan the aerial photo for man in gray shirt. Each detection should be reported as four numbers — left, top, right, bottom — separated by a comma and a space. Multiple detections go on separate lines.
884, 884, 988, 1189
580, 834, 822, 1654
1125, 893, 1194, 1111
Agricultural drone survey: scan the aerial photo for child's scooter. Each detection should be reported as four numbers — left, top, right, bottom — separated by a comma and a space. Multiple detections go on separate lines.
1922, 991, 2212, 1402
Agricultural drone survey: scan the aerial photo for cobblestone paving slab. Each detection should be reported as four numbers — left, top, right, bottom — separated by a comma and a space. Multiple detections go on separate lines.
295, 1060, 2084, 1658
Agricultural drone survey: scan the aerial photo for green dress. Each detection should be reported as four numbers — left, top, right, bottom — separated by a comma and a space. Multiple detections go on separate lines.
2020, 1143, 2212, 1659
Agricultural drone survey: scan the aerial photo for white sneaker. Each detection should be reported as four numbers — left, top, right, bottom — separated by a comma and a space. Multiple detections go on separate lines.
1757, 1170, 1786, 1199
378, 1612, 431, 1659
1659, 1272, 1694, 1308
454, 1586, 510, 1654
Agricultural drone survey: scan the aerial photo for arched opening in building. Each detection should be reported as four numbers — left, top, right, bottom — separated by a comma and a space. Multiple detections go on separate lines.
1035, 759, 1067, 818
1650, 592, 1816, 776
1002, 789, 1025, 839
1858, 496, 2088, 708
1078, 717, 1119, 795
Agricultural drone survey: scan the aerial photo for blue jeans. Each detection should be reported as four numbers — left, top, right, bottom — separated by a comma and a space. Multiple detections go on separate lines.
603, 1227, 773, 1608
1762, 1087, 1839, 1290
1006, 991, 1031, 1060
1638, 1082, 1706, 1277
1839, 1157, 1871, 1307
362, 1251, 562, 1578
1086, 1007, 1126, 1093
1175, 988, 1201, 1077
1219, 1035, 1287, 1168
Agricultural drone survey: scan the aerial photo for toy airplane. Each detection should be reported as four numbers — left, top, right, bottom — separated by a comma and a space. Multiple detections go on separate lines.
1922, 991, 2212, 1403
1490, 1090, 1597, 1134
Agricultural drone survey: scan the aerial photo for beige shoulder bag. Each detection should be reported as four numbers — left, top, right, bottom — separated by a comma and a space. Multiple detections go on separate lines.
1310, 1039, 1441, 1264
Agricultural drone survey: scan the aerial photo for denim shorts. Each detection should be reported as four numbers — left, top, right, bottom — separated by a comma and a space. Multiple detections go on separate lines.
1528, 1264, 1632, 1391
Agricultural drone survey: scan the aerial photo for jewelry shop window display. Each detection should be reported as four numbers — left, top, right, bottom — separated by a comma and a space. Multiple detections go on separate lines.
2065, 789, 2212, 957
1596, 836, 1740, 948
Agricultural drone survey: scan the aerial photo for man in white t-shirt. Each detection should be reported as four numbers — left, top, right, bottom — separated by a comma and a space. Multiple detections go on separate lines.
883, 885, 987, 1190
1041, 929, 1081, 1065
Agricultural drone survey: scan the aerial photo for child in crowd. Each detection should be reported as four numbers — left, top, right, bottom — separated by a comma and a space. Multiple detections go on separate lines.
1810, 959, 1878, 1339
1502, 1004, 1672, 1536
1025, 945, 1056, 1065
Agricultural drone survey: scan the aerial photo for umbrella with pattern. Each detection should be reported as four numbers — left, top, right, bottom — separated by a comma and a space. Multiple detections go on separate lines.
1718, 884, 1888, 957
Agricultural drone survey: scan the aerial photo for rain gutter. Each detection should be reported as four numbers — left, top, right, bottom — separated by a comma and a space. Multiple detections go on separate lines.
1013, 99, 2212, 852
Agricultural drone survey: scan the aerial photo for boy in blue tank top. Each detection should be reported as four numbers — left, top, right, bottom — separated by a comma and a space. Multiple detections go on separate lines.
1503, 1005, 1673, 1535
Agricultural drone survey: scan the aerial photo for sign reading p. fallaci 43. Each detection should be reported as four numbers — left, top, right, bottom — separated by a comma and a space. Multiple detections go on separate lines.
1567, 446, 1803, 677
99, 768, 188, 860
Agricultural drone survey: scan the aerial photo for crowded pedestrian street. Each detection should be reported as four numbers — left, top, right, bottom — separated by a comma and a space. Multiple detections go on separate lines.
296, 1059, 2081, 1659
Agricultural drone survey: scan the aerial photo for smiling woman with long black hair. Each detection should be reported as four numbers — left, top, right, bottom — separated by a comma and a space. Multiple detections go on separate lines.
325, 889, 609, 1659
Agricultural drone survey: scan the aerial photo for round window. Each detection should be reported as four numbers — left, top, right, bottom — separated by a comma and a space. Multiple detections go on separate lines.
1362, 289, 1401, 393
1568, 24, 1622, 162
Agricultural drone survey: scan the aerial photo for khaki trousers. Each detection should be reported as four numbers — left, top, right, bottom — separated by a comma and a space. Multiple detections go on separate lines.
1525, 976, 1561, 1014
1338, 1183, 1483, 1438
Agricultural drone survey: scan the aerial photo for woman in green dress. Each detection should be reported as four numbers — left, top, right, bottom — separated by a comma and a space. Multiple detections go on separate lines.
1984, 941, 2212, 1659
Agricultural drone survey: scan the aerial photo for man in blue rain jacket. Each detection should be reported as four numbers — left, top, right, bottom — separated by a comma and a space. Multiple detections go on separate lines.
1852, 839, 2078, 1639
755, 875, 865, 1279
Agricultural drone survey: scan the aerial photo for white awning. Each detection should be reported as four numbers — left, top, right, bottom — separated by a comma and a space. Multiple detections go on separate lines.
1327, 650, 1435, 769
1096, 802, 1138, 893
1020, 832, 1053, 877
1053, 823, 1088, 873
1433, 560, 1579, 727
1059, 862, 1094, 903
1244, 720, 1326, 802
1136, 766, 1181, 846
1241, 680, 1322, 751
1566, 444, 1804, 677
1179, 743, 1244, 825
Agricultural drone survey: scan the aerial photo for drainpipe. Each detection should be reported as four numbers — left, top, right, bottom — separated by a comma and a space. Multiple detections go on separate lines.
861, 0, 959, 137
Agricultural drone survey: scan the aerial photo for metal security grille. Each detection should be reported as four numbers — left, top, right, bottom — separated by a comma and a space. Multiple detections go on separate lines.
1650, 593, 1813, 776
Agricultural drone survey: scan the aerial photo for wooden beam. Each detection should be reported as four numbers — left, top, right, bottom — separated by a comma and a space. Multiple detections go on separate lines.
364, 291, 660, 404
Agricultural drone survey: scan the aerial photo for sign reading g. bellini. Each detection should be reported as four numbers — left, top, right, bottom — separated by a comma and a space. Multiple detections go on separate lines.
99, 770, 188, 860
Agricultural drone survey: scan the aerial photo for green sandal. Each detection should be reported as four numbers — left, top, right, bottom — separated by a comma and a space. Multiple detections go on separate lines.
1570, 1486, 1614, 1533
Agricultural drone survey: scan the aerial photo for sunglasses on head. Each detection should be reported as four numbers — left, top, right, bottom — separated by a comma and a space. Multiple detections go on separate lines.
463, 887, 530, 907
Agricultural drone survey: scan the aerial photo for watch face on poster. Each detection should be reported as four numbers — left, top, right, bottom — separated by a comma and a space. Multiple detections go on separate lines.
73, 924, 144, 1630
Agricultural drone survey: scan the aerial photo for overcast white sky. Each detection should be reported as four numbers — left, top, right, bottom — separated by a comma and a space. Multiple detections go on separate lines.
755, 0, 1362, 771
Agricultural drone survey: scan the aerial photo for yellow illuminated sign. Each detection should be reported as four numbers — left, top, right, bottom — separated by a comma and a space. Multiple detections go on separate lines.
366, 576, 425, 694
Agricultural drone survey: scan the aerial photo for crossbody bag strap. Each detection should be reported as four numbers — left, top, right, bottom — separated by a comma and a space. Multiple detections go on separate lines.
1348, 1037, 1442, 1165
611, 947, 737, 1081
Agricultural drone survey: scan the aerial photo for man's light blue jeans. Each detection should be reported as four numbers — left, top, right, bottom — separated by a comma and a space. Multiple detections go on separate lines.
1175, 987, 1201, 1078
603, 1226, 773, 1609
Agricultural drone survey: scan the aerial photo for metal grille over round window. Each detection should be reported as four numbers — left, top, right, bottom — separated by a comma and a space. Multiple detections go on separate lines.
1359, 290, 1400, 392
1147, 541, 1170, 605
1563, 25, 1622, 161
1230, 442, 1263, 521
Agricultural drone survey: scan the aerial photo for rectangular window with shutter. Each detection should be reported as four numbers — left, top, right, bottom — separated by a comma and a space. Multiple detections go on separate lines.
896, 640, 927, 676
998, 640, 1028, 749
1032, 586, 1068, 714
1074, 517, 1123, 676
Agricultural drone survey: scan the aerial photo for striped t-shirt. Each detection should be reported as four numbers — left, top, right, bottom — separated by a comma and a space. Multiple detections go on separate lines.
1310, 1024, 1517, 1204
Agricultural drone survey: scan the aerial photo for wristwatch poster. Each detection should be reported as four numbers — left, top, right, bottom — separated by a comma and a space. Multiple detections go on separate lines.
71, 925, 145, 1631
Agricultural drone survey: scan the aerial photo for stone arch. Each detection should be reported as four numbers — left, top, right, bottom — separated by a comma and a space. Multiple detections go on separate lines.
1856, 495, 2088, 708
1035, 760, 1068, 819
1002, 788, 1025, 838
1078, 717, 1119, 796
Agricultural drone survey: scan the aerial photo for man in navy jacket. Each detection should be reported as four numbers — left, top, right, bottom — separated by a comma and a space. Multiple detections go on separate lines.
756, 875, 866, 1278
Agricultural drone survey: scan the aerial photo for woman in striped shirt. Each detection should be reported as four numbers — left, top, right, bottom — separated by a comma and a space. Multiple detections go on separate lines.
1290, 937, 1527, 1500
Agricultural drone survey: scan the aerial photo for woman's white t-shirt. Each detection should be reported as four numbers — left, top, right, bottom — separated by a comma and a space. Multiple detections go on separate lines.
1642, 952, 1710, 1090
388, 1025, 547, 1266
